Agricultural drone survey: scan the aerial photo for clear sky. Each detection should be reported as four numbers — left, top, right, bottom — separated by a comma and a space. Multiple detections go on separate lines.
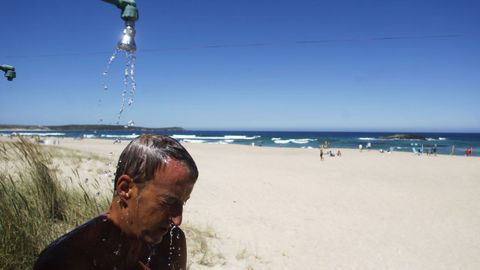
1, 0, 479, 132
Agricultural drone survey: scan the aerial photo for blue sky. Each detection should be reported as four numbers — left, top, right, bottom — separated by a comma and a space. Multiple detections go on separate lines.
1, 0, 479, 132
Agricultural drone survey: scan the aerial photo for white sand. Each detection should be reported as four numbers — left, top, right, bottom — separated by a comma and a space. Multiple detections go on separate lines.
15, 138, 480, 269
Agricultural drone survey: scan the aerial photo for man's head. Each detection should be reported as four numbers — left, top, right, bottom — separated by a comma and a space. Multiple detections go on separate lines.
110, 134, 198, 244
113, 134, 198, 188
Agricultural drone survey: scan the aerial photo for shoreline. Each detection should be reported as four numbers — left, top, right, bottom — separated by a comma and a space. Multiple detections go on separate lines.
1, 135, 477, 158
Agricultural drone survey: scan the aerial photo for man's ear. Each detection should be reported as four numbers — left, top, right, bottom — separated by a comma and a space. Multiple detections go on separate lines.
116, 174, 133, 202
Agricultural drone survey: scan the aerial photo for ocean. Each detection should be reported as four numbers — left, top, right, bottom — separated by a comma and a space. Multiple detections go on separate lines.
1, 130, 479, 156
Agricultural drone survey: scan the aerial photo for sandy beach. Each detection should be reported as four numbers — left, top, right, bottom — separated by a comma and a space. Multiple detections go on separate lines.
6, 137, 480, 269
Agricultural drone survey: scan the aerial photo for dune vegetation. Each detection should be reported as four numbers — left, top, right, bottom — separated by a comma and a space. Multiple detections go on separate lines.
0, 138, 223, 270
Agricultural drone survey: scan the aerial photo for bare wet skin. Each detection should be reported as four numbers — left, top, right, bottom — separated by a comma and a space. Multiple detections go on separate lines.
33, 215, 185, 270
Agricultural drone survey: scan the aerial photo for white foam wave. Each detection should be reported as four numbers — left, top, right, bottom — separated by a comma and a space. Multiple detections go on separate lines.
272, 138, 316, 144
182, 139, 234, 144
172, 135, 197, 139
272, 138, 314, 144
82, 134, 96, 138
182, 139, 206, 144
224, 135, 260, 140
358, 137, 377, 141
172, 134, 259, 140
273, 139, 290, 144
438, 137, 447, 140
11, 132, 66, 137
101, 134, 138, 139
207, 140, 230, 145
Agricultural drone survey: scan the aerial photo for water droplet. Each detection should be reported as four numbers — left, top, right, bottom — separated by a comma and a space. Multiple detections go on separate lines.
146, 248, 155, 267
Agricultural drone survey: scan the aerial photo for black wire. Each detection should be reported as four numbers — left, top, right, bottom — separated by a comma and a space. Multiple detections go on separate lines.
1, 33, 478, 59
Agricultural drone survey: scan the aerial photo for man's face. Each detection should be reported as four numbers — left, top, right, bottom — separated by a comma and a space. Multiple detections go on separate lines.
129, 159, 195, 245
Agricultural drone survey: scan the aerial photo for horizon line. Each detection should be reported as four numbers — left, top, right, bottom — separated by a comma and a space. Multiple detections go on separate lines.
1, 123, 479, 134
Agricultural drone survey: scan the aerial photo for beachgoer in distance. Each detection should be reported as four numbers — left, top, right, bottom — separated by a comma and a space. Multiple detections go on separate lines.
337, 150, 342, 157
451, 145, 455, 155
320, 146, 324, 161
34, 135, 199, 270
358, 144, 363, 152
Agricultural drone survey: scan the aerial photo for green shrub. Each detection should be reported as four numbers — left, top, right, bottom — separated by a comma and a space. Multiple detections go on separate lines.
0, 139, 108, 269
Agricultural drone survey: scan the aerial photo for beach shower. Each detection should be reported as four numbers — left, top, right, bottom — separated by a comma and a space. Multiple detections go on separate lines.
100, 0, 139, 127
102, 0, 138, 53
0, 64, 16, 81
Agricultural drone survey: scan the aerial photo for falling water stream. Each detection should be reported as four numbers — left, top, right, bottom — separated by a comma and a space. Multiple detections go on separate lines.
168, 225, 182, 270
100, 49, 137, 129
95, 17, 183, 270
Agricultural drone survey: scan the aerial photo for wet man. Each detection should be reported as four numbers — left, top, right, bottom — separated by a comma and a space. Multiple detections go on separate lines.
34, 135, 198, 270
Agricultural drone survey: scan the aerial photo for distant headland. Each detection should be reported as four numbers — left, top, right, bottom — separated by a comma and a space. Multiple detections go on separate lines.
379, 134, 426, 140
0, 124, 184, 132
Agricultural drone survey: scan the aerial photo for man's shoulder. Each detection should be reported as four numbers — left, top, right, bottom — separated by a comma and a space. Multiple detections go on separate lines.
34, 215, 107, 270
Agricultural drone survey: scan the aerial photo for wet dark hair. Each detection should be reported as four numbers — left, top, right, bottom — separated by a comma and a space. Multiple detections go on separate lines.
113, 134, 198, 190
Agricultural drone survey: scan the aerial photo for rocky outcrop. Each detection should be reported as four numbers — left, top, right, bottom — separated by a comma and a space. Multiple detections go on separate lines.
379, 134, 426, 140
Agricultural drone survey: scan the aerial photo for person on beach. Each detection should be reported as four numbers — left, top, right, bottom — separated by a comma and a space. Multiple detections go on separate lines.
320, 146, 324, 161
34, 135, 198, 270
465, 147, 473, 156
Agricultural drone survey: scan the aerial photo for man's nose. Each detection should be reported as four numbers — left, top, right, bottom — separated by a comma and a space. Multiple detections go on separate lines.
170, 214, 182, 226
170, 205, 183, 226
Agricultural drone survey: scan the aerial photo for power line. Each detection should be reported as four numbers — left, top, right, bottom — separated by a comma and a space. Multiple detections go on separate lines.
2, 33, 478, 59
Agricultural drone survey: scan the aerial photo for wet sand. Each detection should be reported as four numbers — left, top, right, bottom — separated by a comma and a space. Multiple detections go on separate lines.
7, 137, 480, 269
